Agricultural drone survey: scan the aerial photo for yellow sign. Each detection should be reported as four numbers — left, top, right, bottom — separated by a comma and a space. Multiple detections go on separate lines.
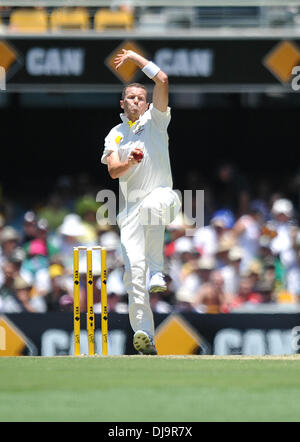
154, 314, 202, 355
0, 41, 17, 72
263, 40, 300, 83
0, 315, 30, 356
105, 40, 147, 83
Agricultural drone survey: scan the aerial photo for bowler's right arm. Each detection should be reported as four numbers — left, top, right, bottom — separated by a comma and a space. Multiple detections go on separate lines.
106, 148, 143, 179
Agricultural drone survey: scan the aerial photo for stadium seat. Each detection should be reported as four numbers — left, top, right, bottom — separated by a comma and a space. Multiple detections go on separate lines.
9, 9, 48, 33
94, 9, 134, 31
50, 8, 90, 31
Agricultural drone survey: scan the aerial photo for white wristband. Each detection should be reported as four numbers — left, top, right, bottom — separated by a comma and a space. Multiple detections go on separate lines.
142, 61, 160, 79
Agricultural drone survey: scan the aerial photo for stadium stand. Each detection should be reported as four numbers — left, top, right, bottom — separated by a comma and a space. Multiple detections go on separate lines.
9, 8, 48, 32
94, 8, 134, 31
0, 3, 299, 33
49, 7, 90, 31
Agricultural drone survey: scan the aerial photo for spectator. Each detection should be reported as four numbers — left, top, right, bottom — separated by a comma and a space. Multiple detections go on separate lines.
101, 265, 126, 297
232, 201, 265, 273
197, 255, 216, 284
175, 255, 217, 309
75, 194, 99, 245
8, 247, 33, 286
13, 275, 46, 312
193, 270, 227, 313
269, 198, 300, 296
165, 211, 193, 256
167, 235, 197, 292
24, 219, 62, 298
20, 211, 38, 245
0, 226, 19, 263
257, 234, 285, 292
244, 259, 262, 292
226, 275, 263, 312
44, 263, 70, 311
178, 249, 201, 284
3, 163, 300, 314
99, 229, 123, 272
23, 218, 59, 261
0, 261, 16, 304
174, 286, 197, 312
0, 273, 46, 313
256, 279, 275, 304
56, 213, 86, 272
215, 232, 236, 269
36, 218, 60, 257
221, 246, 243, 298
193, 209, 234, 257
21, 234, 50, 279
260, 256, 277, 290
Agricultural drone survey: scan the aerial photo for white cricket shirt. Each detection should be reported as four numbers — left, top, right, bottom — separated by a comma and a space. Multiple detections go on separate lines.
101, 103, 173, 220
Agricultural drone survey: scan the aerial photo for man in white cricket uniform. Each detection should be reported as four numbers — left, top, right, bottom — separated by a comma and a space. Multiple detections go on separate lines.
101, 49, 180, 355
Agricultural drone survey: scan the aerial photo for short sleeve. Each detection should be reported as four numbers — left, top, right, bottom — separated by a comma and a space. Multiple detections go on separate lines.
149, 103, 171, 131
101, 129, 119, 165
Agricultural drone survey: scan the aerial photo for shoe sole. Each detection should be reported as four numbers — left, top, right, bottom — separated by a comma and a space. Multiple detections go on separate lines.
133, 331, 158, 355
149, 285, 167, 294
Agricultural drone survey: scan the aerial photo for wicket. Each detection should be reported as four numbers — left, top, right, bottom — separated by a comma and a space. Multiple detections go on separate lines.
73, 246, 108, 356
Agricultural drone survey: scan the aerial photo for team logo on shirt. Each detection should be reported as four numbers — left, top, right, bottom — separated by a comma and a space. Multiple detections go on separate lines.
134, 125, 145, 136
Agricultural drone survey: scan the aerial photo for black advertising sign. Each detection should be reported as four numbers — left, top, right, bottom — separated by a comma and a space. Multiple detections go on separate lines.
2, 312, 300, 356
1, 35, 300, 91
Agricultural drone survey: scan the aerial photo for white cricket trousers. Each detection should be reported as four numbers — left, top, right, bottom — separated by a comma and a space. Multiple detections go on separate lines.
119, 187, 181, 337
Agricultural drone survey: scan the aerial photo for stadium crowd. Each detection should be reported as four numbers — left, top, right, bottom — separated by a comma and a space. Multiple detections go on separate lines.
1, 164, 300, 315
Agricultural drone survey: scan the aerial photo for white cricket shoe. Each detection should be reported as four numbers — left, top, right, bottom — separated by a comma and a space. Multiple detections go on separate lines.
133, 330, 158, 355
149, 272, 167, 294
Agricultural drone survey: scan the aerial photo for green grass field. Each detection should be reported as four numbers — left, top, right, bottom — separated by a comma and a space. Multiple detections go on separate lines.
1, 355, 300, 422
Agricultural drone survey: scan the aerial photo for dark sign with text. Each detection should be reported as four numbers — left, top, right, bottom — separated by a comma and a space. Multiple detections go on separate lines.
1, 36, 299, 91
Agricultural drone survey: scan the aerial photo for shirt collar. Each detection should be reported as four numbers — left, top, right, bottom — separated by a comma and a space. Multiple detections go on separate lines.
120, 113, 138, 127
119, 105, 152, 127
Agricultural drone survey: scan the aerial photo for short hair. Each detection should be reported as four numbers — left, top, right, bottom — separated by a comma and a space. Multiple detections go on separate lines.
122, 83, 148, 100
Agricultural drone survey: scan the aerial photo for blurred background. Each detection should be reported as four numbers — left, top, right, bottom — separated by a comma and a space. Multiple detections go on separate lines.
1, 0, 300, 356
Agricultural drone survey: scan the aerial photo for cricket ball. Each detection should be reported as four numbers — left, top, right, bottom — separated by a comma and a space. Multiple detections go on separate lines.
133, 151, 144, 161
